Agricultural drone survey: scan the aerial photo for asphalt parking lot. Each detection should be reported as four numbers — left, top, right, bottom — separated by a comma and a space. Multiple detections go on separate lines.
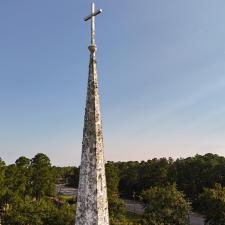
123, 199, 204, 225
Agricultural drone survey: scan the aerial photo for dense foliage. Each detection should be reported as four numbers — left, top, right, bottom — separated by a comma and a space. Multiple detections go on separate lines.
1, 153, 225, 224
106, 161, 138, 224
0, 154, 75, 225
114, 154, 225, 206
53, 166, 79, 188
200, 184, 225, 225
106, 153, 225, 223
2, 197, 75, 225
141, 185, 191, 225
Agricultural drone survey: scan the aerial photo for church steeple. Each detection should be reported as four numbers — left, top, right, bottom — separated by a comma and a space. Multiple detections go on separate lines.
75, 3, 109, 225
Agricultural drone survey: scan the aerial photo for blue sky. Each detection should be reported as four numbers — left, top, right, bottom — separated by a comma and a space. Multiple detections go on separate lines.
0, 0, 225, 166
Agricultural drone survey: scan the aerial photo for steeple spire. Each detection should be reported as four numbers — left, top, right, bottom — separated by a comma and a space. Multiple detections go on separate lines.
75, 3, 109, 225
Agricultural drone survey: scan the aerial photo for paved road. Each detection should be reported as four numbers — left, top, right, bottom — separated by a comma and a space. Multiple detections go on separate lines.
190, 213, 204, 225
123, 199, 204, 225
56, 184, 77, 196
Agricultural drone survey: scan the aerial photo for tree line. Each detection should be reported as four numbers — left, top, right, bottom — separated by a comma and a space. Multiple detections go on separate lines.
104, 153, 225, 224
1, 153, 225, 224
115, 153, 225, 206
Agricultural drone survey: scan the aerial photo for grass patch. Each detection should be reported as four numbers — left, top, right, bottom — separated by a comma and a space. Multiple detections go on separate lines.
126, 211, 142, 222
59, 195, 73, 200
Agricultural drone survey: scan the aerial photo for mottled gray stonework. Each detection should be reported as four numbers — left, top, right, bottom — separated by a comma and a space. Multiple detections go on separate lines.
75, 45, 109, 225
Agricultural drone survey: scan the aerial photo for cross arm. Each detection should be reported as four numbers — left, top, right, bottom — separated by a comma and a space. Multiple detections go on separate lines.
84, 9, 103, 21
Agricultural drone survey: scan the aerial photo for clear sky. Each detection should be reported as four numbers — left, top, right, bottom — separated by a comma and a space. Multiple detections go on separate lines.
0, 0, 225, 166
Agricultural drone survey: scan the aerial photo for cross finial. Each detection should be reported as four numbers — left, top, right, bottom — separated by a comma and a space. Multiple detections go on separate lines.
84, 2, 102, 46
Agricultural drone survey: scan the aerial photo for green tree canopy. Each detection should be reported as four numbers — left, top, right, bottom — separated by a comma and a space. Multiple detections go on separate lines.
15, 156, 30, 168
106, 161, 120, 197
0, 157, 5, 188
31, 153, 56, 199
173, 153, 225, 207
2, 197, 75, 225
0, 158, 6, 207
200, 184, 225, 225
141, 185, 191, 225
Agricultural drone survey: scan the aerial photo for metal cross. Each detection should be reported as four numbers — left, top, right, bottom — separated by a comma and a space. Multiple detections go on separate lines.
84, 3, 102, 46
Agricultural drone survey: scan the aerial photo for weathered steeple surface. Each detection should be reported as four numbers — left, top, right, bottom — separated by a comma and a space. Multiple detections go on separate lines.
75, 3, 109, 225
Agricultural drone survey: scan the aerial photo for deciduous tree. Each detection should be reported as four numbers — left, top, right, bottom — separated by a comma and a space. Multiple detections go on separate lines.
200, 184, 225, 225
141, 185, 191, 225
